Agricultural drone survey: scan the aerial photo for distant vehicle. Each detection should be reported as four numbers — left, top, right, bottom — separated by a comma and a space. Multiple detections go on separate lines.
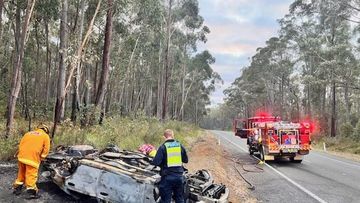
233, 115, 312, 163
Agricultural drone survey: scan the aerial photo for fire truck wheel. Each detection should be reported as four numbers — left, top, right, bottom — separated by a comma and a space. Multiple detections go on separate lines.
290, 157, 302, 163
259, 145, 265, 161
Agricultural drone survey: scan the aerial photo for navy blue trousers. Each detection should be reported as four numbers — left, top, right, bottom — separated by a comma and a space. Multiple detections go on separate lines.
159, 175, 184, 203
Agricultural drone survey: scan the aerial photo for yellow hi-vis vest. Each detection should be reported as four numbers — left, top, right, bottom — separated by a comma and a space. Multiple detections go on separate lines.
165, 141, 182, 167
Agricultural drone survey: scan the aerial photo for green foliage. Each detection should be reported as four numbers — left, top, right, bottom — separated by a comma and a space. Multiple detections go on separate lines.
214, 0, 360, 143
0, 0, 218, 136
0, 138, 19, 161
0, 118, 35, 160
0, 117, 201, 160
313, 135, 360, 155
353, 120, 360, 141
200, 103, 237, 130
340, 122, 354, 137
53, 117, 201, 151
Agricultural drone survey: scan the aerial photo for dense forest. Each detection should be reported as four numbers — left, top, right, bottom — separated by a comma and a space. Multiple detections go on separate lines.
0, 0, 221, 137
203, 0, 360, 138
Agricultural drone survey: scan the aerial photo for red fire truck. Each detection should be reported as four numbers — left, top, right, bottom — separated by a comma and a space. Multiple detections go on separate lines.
233, 116, 312, 163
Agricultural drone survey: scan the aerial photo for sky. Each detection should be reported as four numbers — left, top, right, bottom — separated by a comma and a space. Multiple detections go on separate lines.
198, 0, 293, 107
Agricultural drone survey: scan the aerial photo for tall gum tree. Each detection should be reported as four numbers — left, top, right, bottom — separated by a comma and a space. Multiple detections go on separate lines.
5, 0, 37, 137
95, 0, 113, 124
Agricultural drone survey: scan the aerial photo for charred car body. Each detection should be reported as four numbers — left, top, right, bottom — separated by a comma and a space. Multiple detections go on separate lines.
41, 145, 229, 203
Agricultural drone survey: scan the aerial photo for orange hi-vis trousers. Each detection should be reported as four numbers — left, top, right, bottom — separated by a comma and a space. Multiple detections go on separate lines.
13, 162, 38, 191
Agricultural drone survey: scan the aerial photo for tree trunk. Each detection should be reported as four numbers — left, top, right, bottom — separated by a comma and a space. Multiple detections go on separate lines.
0, 0, 4, 41
52, 0, 102, 137
70, 79, 79, 122
162, 0, 173, 120
280, 74, 284, 118
81, 64, 91, 126
71, 0, 85, 123
195, 99, 198, 125
156, 38, 163, 118
55, 0, 68, 124
22, 72, 31, 130
306, 84, 311, 115
344, 82, 351, 123
93, 61, 98, 103
146, 85, 152, 115
181, 50, 186, 120
95, 0, 113, 122
5, 0, 37, 138
330, 80, 336, 137
105, 82, 112, 113
44, 20, 51, 114
178, 73, 195, 119
33, 20, 41, 111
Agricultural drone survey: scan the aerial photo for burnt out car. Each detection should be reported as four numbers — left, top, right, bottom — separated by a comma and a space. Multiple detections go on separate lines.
41, 145, 229, 203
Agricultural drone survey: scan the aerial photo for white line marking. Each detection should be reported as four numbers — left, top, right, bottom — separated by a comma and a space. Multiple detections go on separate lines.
217, 133, 327, 203
312, 153, 360, 169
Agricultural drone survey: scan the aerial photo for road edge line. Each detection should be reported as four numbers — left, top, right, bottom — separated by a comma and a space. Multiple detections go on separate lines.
217, 133, 328, 203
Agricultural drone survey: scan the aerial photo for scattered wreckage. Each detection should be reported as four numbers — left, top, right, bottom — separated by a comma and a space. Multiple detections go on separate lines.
41, 145, 229, 203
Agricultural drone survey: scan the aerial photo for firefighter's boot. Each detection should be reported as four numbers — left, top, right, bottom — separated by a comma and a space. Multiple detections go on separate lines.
12, 185, 23, 196
25, 189, 40, 199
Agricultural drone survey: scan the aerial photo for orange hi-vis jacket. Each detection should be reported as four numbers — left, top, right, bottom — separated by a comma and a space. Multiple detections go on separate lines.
17, 129, 51, 169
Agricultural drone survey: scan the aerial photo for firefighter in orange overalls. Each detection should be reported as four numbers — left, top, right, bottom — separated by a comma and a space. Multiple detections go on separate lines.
13, 124, 51, 199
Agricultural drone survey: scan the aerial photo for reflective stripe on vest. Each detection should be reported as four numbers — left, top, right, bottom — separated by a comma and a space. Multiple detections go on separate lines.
165, 141, 182, 167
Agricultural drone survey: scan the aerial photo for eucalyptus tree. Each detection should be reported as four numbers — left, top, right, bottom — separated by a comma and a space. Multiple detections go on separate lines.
288, 0, 354, 136
5, 0, 37, 138
220, 0, 360, 137
54, 0, 68, 124
0, 0, 219, 137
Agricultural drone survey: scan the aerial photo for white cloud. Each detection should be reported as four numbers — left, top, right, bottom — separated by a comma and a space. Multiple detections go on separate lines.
198, 0, 293, 107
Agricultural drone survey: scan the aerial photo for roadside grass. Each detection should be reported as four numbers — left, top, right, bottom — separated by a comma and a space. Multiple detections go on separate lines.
312, 136, 360, 155
0, 116, 202, 160
0, 118, 32, 161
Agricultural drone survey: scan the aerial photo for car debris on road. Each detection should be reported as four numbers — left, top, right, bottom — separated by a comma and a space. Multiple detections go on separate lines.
41, 145, 229, 203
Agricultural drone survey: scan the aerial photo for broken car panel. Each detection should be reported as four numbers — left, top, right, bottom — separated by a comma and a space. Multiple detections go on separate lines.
42, 145, 229, 203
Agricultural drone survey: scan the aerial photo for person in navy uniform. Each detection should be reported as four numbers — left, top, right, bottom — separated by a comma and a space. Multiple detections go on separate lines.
152, 129, 188, 203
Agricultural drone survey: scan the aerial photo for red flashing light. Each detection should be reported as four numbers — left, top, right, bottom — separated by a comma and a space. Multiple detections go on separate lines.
299, 117, 319, 134
254, 109, 272, 118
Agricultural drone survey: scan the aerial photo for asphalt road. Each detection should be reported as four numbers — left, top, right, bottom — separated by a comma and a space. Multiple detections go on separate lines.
210, 130, 360, 203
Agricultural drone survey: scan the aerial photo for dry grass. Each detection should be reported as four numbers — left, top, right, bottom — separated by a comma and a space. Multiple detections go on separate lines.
0, 116, 202, 160
312, 136, 360, 162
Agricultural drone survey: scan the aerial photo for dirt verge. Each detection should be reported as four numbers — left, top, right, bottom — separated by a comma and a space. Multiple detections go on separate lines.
186, 133, 257, 203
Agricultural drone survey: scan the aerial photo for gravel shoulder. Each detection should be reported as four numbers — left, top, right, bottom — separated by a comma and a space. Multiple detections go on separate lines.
186, 133, 257, 203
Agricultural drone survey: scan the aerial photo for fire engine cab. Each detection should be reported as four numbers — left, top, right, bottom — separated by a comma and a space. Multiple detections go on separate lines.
233, 116, 312, 163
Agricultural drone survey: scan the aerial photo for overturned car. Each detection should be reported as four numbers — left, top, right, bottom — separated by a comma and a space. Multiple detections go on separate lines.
41, 145, 229, 203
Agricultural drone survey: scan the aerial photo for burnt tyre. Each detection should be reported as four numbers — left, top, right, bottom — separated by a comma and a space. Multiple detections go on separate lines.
290, 157, 302, 163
